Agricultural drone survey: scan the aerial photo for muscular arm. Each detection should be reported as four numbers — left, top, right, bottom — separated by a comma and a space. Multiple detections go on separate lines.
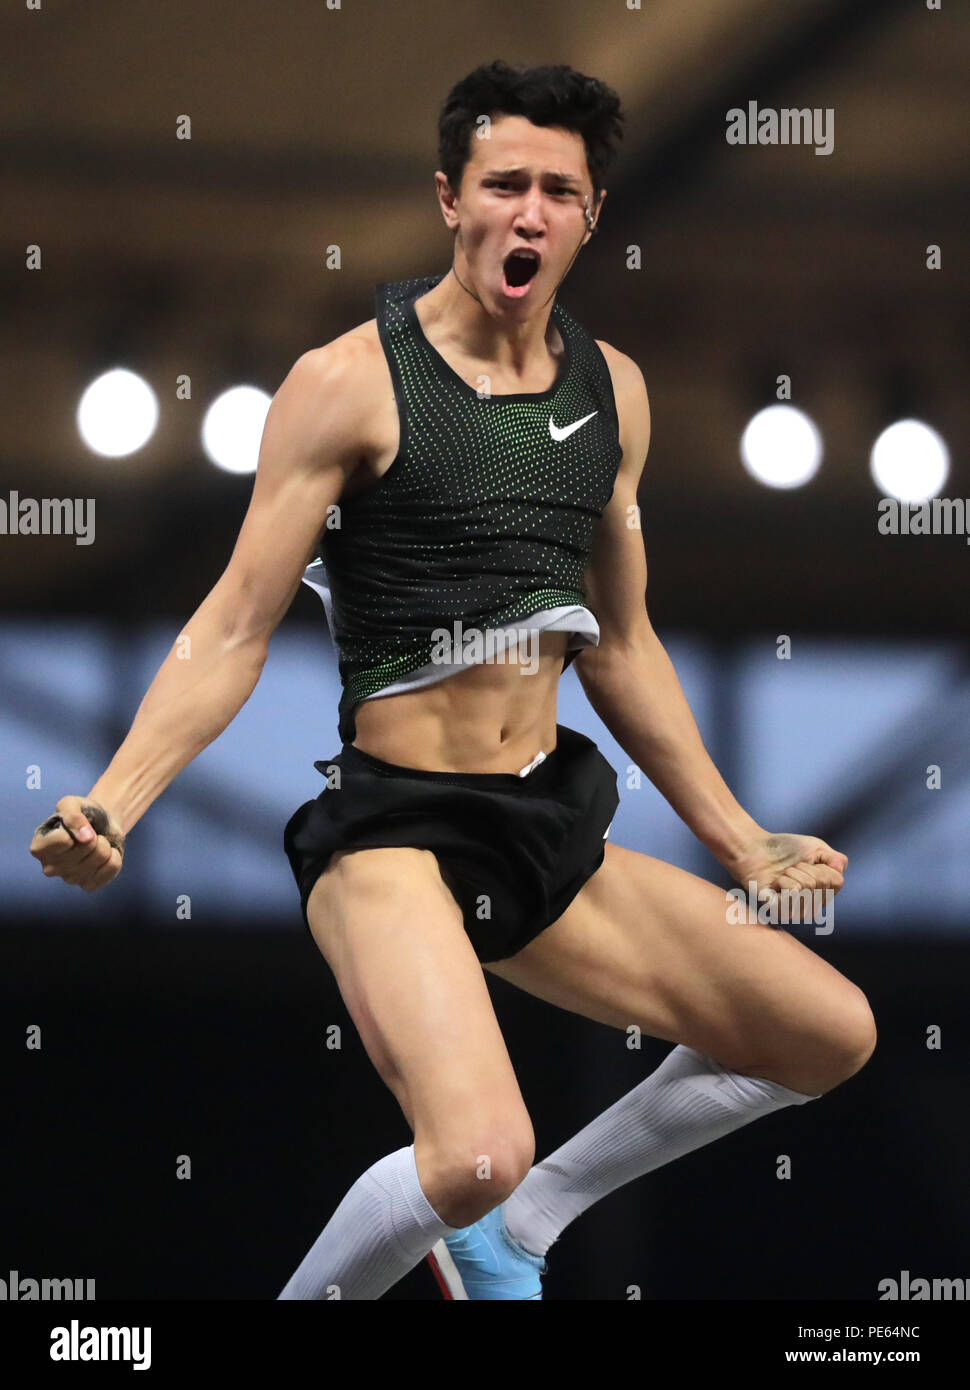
86, 342, 367, 836
573, 345, 765, 870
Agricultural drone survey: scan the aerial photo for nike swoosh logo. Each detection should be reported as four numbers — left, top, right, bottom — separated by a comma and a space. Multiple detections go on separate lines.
549, 410, 597, 442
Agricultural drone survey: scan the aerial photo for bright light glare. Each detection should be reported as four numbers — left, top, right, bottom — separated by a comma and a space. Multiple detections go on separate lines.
77, 369, 158, 457
870, 419, 949, 502
740, 405, 823, 489
201, 386, 272, 475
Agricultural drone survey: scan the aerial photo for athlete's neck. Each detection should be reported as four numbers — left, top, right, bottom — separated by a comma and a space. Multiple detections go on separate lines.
416, 267, 560, 381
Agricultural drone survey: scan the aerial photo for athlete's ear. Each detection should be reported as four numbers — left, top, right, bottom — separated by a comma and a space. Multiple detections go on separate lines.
435, 171, 461, 231
585, 188, 606, 241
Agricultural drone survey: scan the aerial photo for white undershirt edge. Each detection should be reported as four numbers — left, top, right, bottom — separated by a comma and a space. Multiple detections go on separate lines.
301, 558, 600, 703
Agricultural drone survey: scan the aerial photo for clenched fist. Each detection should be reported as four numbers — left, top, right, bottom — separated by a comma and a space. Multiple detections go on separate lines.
726, 830, 847, 922
30, 797, 126, 893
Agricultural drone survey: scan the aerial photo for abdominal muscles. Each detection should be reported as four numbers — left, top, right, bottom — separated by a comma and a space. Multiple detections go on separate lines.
352, 630, 569, 773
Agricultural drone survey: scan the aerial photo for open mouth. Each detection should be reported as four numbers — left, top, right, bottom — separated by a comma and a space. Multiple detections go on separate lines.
502, 249, 540, 295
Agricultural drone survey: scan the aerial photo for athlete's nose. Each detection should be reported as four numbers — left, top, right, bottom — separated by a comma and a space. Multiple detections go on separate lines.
512, 187, 547, 236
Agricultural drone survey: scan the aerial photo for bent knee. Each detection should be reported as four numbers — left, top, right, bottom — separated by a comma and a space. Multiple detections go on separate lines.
740, 985, 878, 1095
418, 1130, 536, 1219
819, 987, 878, 1088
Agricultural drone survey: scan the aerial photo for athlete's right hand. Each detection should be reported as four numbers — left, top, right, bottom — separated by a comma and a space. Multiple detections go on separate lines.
29, 797, 126, 893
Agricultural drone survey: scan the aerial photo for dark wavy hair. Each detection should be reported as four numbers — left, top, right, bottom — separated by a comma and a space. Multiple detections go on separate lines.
437, 61, 625, 197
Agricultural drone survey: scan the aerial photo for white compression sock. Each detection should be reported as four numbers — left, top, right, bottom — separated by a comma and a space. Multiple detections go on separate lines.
277, 1144, 462, 1300
503, 1043, 819, 1259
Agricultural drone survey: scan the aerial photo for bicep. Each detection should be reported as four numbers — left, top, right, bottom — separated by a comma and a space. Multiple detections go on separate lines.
207, 347, 362, 647
576, 349, 655, 662
580, 470, 654, 656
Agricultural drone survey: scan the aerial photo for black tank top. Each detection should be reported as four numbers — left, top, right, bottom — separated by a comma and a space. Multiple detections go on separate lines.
304, 272, 624, 744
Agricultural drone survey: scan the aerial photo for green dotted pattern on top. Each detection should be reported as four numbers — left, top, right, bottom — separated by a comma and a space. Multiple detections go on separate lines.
320, 273, 624, 743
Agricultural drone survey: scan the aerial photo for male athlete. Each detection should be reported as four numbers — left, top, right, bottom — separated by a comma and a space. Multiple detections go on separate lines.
30, 62, 875, 1301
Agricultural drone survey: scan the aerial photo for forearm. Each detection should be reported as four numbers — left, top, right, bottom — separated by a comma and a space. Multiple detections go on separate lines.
578, 636, 763, 869
87, 603, 268, 836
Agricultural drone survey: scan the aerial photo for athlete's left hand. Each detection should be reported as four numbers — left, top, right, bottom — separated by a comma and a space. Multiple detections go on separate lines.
725, 832, 848, 920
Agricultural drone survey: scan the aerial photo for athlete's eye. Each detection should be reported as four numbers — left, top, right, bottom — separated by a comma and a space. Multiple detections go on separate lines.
485, 181, 572, 195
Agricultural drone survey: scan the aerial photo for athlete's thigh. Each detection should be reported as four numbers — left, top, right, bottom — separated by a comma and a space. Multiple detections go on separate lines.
307, 846, 533, 1157
484, 842, 873, 1071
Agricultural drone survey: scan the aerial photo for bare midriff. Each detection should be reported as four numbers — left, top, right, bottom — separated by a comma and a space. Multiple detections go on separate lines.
351, 629, 569, 774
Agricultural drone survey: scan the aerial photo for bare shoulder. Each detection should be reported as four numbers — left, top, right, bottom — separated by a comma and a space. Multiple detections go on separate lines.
291, 318, 387, 416
277, 318, 394, 466
595, 339, 648, 404
595, 339, 651, 473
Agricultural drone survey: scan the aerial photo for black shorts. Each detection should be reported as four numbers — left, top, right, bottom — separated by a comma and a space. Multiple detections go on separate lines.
282, 723, 620, 965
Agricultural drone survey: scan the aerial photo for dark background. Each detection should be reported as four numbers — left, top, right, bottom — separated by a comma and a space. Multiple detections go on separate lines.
3, 927, 965, 1300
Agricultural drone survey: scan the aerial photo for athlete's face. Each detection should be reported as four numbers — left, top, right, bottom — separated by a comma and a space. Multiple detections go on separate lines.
440, 115, 604, 312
